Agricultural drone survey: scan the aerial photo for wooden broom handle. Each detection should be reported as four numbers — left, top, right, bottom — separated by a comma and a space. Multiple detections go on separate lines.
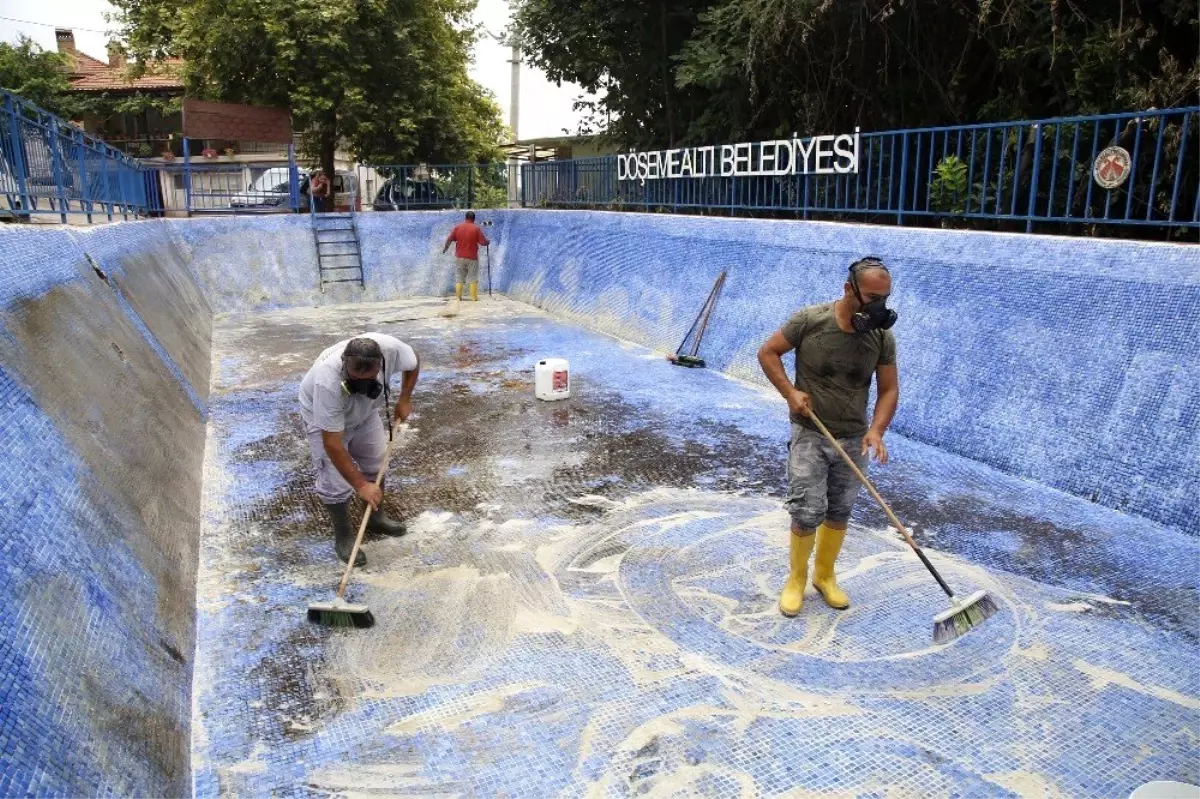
336, 421, 403, 597
805, 411, 919, 551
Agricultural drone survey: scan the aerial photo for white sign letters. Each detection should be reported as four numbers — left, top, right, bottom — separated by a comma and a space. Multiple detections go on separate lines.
617, 130, 860, 183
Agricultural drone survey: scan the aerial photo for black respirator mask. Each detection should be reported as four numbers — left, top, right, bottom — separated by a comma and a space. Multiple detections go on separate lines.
341, 355, 385, 399
848, 258, 898, 334
344, 376, 382, 398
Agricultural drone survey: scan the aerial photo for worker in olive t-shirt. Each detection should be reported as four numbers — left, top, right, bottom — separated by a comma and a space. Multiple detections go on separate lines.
757, 257, 900, 617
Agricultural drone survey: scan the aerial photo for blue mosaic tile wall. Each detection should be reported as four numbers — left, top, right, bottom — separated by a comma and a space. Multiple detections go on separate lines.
0, 223, 209, 797
167, 211, 465, 313
71, 221, 213, 404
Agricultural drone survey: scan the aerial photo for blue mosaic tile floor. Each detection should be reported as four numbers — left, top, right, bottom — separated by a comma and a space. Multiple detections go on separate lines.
194, 298, 1199, 797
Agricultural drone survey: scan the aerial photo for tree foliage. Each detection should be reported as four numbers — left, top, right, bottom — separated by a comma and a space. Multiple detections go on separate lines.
0, 36, 76, 116
513, 0, 715, 147
515, 0, 1199, 147
111, 0, 506, 175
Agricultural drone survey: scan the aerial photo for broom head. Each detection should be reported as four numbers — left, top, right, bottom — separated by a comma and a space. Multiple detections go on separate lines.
670, 353, 707, 368
932, 590, 997, 644
307, 596, 375, 629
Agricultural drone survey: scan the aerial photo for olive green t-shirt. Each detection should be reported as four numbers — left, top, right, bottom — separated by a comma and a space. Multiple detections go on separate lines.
781, 302, 897, 439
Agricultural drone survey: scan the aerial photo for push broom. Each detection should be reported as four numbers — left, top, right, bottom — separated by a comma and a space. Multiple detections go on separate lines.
668, 271, 726, 368
807, 411, 998, 644
307, 422, 407, 628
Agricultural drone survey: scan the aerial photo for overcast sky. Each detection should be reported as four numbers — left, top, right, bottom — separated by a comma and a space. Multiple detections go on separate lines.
0, 0, 591, 140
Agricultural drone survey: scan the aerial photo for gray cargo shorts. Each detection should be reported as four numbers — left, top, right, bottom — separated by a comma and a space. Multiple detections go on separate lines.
455, 257, 479, 283
785, 423, 867, 530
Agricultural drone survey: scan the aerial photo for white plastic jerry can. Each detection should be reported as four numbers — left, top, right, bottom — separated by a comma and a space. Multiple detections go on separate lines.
535, 358, 571, 401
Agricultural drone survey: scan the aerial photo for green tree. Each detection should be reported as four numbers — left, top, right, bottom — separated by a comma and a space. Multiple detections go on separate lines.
513, 0, 719, 148
112, 0, 506, 178
680, 0, 1199, 139
0, 36, 76, 117
516, 0, 1198, 148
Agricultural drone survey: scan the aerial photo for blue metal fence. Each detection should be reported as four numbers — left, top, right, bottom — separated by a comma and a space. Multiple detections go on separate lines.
151, 161, 510, 215
5, 83, 1194, 237
522, 108, 1200, 235
361, 163, 510, 211
0, 89, 156, 223
155, 161, 306, 214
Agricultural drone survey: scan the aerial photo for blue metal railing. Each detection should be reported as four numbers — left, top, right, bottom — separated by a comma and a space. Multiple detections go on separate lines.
521, 108, 1200, 235
1, 89, 155, 222
157, 161, 307, 214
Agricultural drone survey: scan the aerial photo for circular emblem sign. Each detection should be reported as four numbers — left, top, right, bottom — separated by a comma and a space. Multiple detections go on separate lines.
1093, 146, 1132, 189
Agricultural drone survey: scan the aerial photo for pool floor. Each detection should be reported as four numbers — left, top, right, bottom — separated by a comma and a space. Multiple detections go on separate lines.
193, 297, 1199, 797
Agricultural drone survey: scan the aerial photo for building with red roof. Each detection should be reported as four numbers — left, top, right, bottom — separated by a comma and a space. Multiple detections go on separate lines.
55, 28, 185, 157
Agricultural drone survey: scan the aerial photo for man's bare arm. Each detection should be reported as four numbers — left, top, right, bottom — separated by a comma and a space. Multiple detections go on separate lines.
758, 331, 812, 418
869, 364, 899, 435
861, 364, 899, 464
757, 331, 797, 400
393, 355, 420, 422
322, 430, 381, 508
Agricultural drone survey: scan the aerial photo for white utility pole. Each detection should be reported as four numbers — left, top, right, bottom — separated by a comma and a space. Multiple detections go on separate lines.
507, 41, 521, 140
506, 33, 521, 207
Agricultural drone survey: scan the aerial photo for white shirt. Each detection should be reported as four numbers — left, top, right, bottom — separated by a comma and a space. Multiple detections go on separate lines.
298, 333, 418, 432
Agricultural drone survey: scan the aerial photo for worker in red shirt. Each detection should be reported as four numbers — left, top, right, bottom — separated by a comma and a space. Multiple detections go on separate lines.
442, 211, 490, 301
309, 171, 331, 212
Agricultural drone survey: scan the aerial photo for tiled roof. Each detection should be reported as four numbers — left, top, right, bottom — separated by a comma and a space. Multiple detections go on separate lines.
69, 51, 110, 77
68, 58, 185, 93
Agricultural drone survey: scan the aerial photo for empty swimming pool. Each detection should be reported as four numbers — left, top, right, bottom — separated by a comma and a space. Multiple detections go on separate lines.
1, 211, 1196, 797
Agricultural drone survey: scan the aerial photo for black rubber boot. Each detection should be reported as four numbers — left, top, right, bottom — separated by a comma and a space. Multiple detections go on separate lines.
367, 479, 408, 537
367, 511, 408, 537
325, 501, 366, 567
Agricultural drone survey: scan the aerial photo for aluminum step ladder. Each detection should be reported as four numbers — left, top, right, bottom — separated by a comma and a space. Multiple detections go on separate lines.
311, 198, 364, 290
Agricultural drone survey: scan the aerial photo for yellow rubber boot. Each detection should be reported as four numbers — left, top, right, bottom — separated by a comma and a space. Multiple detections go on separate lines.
455, 282, 464, 300
779, 532, 816, 617
469, 282, 479, 302
812, 524, 850, 609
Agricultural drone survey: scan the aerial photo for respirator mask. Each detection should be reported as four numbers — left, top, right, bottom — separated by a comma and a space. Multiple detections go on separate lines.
848, 257, 897, 334
341, 355, 385, 399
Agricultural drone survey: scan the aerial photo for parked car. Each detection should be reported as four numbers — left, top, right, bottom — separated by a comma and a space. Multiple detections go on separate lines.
229, 167, 297, 210
372, 176, 455, 211
229, 168, 359, 211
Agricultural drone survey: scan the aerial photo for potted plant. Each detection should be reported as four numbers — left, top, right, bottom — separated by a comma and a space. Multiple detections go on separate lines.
223, 146, 236, 157
161, 150, 175, 161
202, 146, 218, 158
